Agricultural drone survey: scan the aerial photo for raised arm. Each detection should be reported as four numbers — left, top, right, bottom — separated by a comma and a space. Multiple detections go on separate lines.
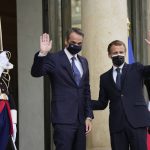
31, 33, 54, 77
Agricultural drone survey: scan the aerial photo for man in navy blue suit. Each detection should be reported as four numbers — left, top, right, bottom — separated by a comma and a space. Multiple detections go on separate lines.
31, 28, 94, 150
92, 37, 150, 150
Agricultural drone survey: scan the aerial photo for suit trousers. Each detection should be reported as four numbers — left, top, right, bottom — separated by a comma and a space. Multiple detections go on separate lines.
110, 116, 147, 150
0, 106, 10, 150
53, 122, 86, 150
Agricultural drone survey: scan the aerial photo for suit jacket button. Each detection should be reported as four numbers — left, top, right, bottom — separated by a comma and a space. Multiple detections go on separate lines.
121, 94, 124, 97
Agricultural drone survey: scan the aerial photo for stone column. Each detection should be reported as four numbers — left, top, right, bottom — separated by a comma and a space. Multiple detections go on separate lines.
147, 0, 150, 64
81, 0, 128, 150
17, 0, 44, 149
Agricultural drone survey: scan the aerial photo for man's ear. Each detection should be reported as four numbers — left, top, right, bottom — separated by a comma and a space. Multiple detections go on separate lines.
124, 52, 126, 57
65, 39, 68, 47
108, 53, 112, 59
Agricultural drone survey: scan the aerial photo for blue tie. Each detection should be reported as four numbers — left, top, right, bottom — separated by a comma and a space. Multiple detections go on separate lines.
116, 68, 121, 89
71, 57, 81, 85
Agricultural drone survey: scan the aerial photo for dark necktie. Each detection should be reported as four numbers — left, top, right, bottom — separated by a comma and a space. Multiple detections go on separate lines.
116, 68, 121, 89
71, 57, 81, 85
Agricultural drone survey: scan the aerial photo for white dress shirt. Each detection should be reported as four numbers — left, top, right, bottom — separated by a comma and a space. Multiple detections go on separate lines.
38, 48, 83, 77
112, 63, 124, 83
64, 48, 83, 77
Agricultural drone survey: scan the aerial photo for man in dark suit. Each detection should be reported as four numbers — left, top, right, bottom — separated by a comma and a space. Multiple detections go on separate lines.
31, 28, 94, 150
92, 39, 150, 150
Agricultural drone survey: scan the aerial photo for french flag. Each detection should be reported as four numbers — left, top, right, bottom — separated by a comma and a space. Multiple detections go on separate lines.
128, 37, 135, 64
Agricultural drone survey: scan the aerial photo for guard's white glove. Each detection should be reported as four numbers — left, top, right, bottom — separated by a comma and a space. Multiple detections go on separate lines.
0, 51, 13, 77
11, 109, 17, 142
148, 102, 150, 111
12, 123, 17, 142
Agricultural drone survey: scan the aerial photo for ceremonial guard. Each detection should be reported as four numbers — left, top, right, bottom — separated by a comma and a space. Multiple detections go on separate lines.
0, 50, 17, 150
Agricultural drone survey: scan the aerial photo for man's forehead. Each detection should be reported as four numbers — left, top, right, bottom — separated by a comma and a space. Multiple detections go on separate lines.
68, 37, 83, 43
111, 45, 125, 51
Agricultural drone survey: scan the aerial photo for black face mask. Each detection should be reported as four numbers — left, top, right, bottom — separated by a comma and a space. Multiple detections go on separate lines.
67, 44, 82, 55
112, 55, 125, 66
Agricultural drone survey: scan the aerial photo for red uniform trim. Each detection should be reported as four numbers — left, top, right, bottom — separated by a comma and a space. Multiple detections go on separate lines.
0, 100, 13, 135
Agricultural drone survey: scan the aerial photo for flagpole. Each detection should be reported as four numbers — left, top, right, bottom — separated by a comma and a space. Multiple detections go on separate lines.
0, 17, 3, 50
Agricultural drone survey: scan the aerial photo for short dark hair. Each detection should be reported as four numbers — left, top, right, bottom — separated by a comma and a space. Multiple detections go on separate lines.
107, 40, 126, 54
66, 27, 84, 41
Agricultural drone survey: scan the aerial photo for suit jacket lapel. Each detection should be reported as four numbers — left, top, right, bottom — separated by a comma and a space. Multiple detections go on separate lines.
108, 63, 129, 91
60, 51, 86, 86
108, 68, 119, 90
60, 50, 76, 83
77, 55, 87, 82
121, 63, 130, 90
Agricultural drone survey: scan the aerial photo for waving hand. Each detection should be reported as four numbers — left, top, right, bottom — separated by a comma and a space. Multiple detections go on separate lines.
145, 30, 150, 45
40, 33, 52, 55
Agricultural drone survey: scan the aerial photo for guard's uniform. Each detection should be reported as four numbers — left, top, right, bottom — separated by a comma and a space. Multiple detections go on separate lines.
0, 50, 16, 150
0, 72, 16, 150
